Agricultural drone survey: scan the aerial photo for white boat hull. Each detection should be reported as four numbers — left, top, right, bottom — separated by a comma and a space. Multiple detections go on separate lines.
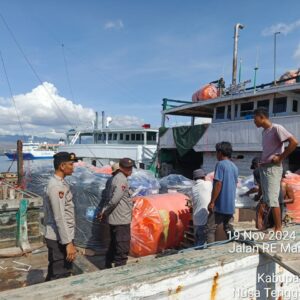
59, 144, 157, 166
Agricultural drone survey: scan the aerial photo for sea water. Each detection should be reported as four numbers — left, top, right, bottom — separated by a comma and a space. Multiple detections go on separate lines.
0, 155, 53, 173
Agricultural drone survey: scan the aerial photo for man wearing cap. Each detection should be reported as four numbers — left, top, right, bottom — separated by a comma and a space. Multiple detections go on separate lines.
191, 169, 212, 247
44, 152, 78, 281
100, 157, 134, 268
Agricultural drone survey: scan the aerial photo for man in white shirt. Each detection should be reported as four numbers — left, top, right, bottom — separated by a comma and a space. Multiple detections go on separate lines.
191, 169, 213, 247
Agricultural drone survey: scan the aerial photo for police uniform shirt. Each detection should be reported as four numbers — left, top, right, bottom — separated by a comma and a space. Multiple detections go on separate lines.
44, 175, 75, 245
103, 172, 133, 225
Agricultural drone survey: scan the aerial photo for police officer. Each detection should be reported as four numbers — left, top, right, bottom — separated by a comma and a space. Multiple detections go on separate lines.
102, 162, 120, 208
99, 158, 134, 268
44, 152, 78, 281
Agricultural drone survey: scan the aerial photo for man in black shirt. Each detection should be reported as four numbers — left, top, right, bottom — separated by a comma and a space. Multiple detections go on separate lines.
242, 157, 261, 201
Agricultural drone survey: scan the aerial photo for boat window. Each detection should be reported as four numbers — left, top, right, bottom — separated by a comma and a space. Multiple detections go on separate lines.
125, 134, 130, 141
257, 99, 269, 111
98, 133, 106, 141
227, 105, 231, 119
113, 133, 118, 140
120, 133, 123, 140
293, 100, 298, 112
240, 102, 254, 118
235, 104, 238, 117
108, 133, 112, 141
98, 133, 104, 141
131, 134, 136, 141
273, 97, 287, 114
136, 134, 141, 141
147, 132, 156, 141
215, 106, 225, 119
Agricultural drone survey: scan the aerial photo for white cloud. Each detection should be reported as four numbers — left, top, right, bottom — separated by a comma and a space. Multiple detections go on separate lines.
0, 82, 145, 139
104, 20, 124, 30
0, 82, 95, 138
293, 43, 300, 60
262, 20, 300, 36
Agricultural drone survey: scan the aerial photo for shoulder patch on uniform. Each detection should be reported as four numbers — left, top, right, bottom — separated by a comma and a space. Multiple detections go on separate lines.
59, 191, 64, 199
121, 185, 126, 191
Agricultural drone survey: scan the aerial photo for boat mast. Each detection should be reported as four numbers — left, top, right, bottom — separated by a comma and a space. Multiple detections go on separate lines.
17, 140, 24, 187
232, 23, 244, 86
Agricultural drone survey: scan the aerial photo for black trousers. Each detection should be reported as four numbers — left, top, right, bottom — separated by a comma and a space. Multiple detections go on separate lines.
45, 238, 73, 281
105, 224, 131, 268
206, 212, 234, 244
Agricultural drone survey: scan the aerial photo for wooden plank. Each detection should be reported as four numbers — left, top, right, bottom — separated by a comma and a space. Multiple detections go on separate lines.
73, 255, 101, 274
236, 226, 300, 277
0, 226, 300, 299
0, 242, 257, 299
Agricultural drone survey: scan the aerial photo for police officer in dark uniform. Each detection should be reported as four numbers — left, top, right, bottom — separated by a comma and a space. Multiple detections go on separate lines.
44, 152, 78, 281
99, 157, 134, 268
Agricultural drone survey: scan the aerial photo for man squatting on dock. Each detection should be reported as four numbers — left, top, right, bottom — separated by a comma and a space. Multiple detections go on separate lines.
44, 152, 78, 281
253, 107, 298, 232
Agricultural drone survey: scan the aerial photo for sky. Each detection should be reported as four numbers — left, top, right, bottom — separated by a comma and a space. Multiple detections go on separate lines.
0, 0, 300, 138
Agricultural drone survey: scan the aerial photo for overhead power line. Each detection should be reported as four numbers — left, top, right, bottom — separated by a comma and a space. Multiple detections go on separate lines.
0, 50, 26, 140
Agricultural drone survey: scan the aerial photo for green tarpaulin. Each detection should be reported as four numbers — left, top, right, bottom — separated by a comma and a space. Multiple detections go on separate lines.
172, 124, 208, 157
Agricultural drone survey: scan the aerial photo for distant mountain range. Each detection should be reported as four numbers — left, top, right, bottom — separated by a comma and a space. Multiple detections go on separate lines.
0, 135, 61, 153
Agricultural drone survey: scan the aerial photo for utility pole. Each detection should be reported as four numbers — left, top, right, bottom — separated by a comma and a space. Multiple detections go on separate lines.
17, 140, 23, 187
232, 23, 244, 86
274, 31, 281, 85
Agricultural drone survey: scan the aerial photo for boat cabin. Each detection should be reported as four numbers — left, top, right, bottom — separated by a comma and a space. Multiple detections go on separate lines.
61, 127, 159, 168
66, 128, 158, 146
159, 82, 300, 178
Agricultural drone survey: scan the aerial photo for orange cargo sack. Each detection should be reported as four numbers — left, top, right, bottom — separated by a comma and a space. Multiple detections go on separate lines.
282, 173, 300, 222
130, 193, 191, 257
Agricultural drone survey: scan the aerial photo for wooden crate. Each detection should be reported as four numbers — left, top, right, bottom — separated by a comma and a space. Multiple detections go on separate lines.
0, 181, 43, 249
0, 172, 18, 185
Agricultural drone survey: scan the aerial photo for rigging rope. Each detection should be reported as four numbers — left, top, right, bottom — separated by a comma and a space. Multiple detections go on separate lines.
0, 13, 103, 164
0, 13, 74, 127
0, 51, 26, 140
61, 43, 81, 128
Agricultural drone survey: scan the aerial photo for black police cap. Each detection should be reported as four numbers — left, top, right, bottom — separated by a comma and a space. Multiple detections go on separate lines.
119, 157, 135, 168
53, 152, 78, 164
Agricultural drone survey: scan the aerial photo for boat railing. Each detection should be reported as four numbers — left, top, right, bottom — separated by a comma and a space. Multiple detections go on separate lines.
162, 98, 193, 111
70, 131, 81, 145
162, 75, 300, 113
244, 74, 300, 92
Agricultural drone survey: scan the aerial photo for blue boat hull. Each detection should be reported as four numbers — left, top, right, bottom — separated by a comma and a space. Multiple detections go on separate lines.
4, 153, 53, 160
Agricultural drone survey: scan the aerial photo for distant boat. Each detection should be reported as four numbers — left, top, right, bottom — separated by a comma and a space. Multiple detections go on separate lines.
59, 119, 158, 169
4, 137, 62, 160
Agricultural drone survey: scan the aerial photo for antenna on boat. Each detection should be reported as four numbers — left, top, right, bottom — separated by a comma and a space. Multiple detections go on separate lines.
94, 112, 98, 130
232, 23, 244, 86
106, 117, 112, 128
238, 58, 242, 83
253, 47, 259, 94
102, 111, 105, 129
